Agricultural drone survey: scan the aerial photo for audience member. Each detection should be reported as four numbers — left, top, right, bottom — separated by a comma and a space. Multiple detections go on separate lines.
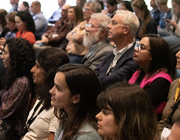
158, 51, 180, 134
50, 64, 102, 140
132, 0, 157, 40
82, 13, 114, 70
117, 1, 133, 12
15, 11, 36, 44
156, 0, 172, 30
30, 1, 47, 40
104, 0, 117, 18
94, 10, 139, 88
22, 48, 69, 140
129, 34, 173, 119
0, 38, 35, 140
0, 9, 9, 38
66, 1, 102, 62
48, 0, 66, 24
67, 6, 83, 31
18, 1, 29, 12
9, 0, 19, 13
0, 11, 18, 46
34, 4, 70, 53
160, 0, 180, 48
76, 0, 86, 8
96, 82, 158, 140
150, 0, 161, 25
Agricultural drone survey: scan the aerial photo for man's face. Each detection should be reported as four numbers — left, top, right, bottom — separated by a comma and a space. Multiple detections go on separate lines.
83, 5, 94, 21
106, 3, 116, 14
30, 2, 37, 14
61, 5, 69, 18
107, 14, 126, 41
83, 18, 101, 47
58, 0, 65, 7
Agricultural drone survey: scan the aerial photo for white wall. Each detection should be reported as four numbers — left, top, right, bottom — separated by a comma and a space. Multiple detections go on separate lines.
0, 0, 172, 19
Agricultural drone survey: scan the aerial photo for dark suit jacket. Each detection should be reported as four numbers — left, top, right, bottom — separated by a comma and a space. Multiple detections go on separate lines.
94, 42, 139, 88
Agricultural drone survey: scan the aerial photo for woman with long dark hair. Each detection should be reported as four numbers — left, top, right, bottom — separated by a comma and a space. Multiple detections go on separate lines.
0, 38, 35, 139
22, 48, 70, 140
50, 64, 102, 140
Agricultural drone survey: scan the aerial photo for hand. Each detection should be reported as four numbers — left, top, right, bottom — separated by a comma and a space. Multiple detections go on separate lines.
166, 19, 178, 28
176, 51, 180, 69
0, 45, 4, 50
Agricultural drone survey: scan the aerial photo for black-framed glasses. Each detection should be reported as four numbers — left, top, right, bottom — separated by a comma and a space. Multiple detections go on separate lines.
135, 43, 151, 51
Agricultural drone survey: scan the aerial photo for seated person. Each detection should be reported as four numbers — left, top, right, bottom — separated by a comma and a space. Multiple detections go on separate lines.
117, 0, 133, 12
34, 5, 70, 53
132, 0, 157, 40
0, 11, 18, 46
102, 0, 117, 18
48, 0, 66, 24
22, 48, 70, 140
0, 9, 9, 38
129, 34, 173, 120
18, 1, 29, 12
30, 1, 47, 40
82, 13, 114, 70
96, 82, 158, 140
15, 11, 36, 44
158, 51, 180, 134
94, 10, 139, 88
150, 0, 161, 25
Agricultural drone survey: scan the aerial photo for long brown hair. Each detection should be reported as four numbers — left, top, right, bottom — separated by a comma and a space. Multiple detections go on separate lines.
132, 0, 152, 39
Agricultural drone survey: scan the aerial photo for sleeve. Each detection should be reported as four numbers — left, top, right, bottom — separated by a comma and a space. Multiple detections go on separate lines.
34, 16, 47, 33
144, 78, 171, 107
99, 60, 139, 87
0, 77, 30, 119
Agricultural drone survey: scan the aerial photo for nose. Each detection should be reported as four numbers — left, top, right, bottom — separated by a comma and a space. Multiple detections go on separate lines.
96, 111, 102, 120
49, 86, 55, 95
30, 65, 35, 73
107, 22, 112, 30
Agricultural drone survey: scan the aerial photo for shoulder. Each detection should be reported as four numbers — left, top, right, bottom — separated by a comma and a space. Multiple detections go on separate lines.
73, 123, 102, 140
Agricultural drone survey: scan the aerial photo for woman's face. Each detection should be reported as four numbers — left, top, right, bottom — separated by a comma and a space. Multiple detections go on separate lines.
133, 37, 152, 70
96, 105, 118, 139
6, 19, 16, 31
15, 16, 26, 32
50, 72, 78, 113
30, 61, 46, 84
132, 6, 144, 20
68, 8, 76, 22
172, 2, 180, 15
1, 45, 10, 68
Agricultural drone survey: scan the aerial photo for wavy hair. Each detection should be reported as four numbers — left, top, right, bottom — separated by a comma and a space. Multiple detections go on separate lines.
54, 64, 101, 140
35, 48, 70, 109
16, 11, 35, 34
2, 38, 35, 90
97, 82, 157, 140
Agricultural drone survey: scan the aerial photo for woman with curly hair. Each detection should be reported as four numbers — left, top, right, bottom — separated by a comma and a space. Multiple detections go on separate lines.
0, 38, 35, 140
50, 64, 102, 140
15, 11, 36, 44
96, 82, 158, 140
22, 48, 70, 140
131, 0, 157, 40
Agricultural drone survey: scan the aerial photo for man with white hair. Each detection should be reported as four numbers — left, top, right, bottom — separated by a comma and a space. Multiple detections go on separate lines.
94, 10, 140, 88
82, 13, 114, 70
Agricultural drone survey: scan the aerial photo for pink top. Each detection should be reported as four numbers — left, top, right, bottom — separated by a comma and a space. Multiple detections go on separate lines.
129, 70, 172, 88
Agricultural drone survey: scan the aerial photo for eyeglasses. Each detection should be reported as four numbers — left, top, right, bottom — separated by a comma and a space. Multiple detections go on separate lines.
85, 23, 101, 29
135, 43, 151, 51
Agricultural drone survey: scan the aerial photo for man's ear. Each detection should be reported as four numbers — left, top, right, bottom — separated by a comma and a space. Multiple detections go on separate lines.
100, 29, 108, 38
123, 26, 130, 35
72, 94, 80, 104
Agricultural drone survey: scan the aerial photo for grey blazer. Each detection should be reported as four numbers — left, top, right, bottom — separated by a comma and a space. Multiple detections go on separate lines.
82, 40, 114, 70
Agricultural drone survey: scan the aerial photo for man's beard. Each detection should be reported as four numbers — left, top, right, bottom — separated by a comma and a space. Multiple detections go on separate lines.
83, 30, 100, 48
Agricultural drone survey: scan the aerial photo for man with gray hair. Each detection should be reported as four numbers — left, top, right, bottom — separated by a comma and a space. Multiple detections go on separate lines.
81, 13, 114, 70
94, 10, 140, 88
